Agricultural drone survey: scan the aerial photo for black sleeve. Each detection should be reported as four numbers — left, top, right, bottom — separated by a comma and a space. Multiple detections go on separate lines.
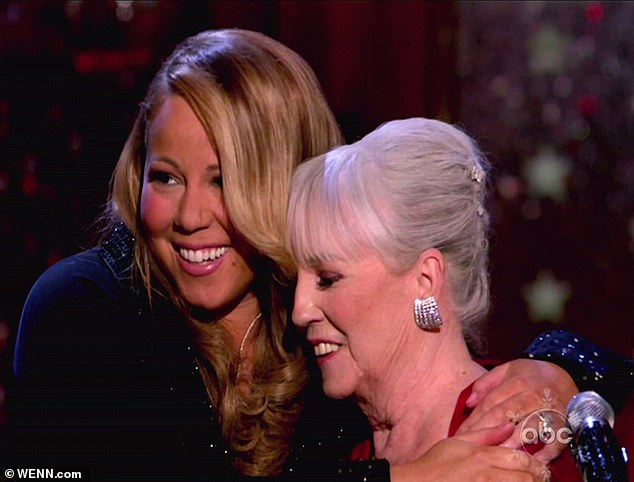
522, 329, 634, 412
7, 252, 168, 477
12, 253, 119, 381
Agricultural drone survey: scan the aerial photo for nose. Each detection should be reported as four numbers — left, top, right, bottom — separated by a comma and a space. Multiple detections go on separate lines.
292, 270, 321, 328
174, 184, 217, 233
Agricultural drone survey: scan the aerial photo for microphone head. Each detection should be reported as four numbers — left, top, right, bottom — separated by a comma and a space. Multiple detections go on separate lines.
566, 390, 615, 434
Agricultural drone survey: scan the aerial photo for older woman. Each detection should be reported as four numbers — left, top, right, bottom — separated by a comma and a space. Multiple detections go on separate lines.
287, 118, 584, 480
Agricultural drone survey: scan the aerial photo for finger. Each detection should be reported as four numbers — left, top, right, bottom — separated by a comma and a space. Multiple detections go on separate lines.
465, 363, 510, 407
454, 422, 516, 446
462, 376, 531, 433
498, 427, 523, 449
498, 410, 571, 463
475, 468, 549, 482
467, 359, 578, 417
497, 415, 549, 449
484, 446, 549, 481
458, 387, 529, 435
531, 439, 569, 465
460, 380, 570, 436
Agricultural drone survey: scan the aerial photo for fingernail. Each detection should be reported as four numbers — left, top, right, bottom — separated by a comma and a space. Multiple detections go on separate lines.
465, 392, 478, 407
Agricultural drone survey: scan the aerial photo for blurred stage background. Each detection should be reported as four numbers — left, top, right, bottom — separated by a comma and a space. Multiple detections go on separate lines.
1, 0, 633, 435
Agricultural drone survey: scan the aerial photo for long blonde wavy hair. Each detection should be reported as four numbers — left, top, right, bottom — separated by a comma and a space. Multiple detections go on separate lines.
102, 29, 343, 475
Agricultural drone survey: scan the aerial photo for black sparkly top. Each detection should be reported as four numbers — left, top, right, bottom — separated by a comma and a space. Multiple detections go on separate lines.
9, 223, 387, 481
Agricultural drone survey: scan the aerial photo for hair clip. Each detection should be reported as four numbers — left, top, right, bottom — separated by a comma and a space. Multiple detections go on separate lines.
471, 165, 483, 184
476, 202, 485, 217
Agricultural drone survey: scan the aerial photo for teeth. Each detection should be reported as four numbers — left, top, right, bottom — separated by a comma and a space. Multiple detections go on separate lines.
314, 342, 340, 357
179, 246, 229, 263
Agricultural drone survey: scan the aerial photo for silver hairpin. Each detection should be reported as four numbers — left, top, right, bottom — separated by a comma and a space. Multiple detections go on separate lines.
471, 165, 483, 184
476, 202, 485, 217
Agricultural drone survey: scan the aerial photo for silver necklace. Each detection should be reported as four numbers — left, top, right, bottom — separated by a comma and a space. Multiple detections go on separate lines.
237, 312, 262, 378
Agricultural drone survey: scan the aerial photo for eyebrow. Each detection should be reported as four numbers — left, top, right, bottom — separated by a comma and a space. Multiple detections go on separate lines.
149, 156, 221, 173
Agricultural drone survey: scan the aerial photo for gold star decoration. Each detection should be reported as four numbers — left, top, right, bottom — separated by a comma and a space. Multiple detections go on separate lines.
522, 145, 571, 202
529, 23, 569, 75
522, 270, 571, 324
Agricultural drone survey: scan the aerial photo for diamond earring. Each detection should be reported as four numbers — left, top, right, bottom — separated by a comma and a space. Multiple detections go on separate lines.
413, 296, 443, 330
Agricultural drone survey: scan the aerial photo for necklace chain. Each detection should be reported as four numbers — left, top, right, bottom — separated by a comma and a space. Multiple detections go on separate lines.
237, 312, 262, 378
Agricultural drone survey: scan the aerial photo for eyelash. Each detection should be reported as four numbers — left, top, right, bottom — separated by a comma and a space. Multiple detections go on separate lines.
148, 171, 223, 189
212, 176, 223, 188
316, 272, 342, 289
148, 171, 178, 185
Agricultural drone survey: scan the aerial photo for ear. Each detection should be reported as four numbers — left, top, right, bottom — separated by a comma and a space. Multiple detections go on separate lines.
414, 248, 445, 299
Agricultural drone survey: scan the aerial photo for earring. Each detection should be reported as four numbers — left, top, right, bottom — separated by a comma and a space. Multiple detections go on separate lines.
413, 296, 443, 331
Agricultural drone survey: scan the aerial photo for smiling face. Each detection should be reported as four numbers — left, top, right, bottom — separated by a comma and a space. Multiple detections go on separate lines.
292, 253, 417, 400
140, 94, 256, 314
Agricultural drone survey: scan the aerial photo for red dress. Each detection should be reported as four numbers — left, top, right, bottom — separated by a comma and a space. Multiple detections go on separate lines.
349, 382, 582, 481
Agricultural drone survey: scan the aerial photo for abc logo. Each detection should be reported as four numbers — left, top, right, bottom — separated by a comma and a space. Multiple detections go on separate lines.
520, 408, 573, 447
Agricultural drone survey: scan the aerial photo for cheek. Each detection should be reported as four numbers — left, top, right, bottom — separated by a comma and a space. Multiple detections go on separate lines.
326, 298, 365, 336
140, 186, 173, 234
211, 199, 230, 232
341, 293, 393, 345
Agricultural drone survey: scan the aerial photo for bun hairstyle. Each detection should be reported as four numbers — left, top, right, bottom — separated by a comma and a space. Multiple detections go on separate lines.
287, 117, 491, 351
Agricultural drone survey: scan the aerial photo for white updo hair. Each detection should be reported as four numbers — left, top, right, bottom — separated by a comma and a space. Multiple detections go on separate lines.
286, 117, 491, 350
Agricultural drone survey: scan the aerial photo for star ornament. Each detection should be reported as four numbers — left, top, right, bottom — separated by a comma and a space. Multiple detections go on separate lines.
522, 145, 571, 202
522, 271, 572, 324
529, 24, 568, 75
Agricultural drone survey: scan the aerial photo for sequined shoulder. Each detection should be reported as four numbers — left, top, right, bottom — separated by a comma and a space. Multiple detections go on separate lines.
99, 221, 136, 290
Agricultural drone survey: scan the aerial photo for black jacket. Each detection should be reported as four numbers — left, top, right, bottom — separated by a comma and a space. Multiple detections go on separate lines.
8, 225, 372, 481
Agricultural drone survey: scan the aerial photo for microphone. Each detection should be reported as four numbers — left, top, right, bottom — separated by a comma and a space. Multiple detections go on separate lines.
566, 391, 629, 481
